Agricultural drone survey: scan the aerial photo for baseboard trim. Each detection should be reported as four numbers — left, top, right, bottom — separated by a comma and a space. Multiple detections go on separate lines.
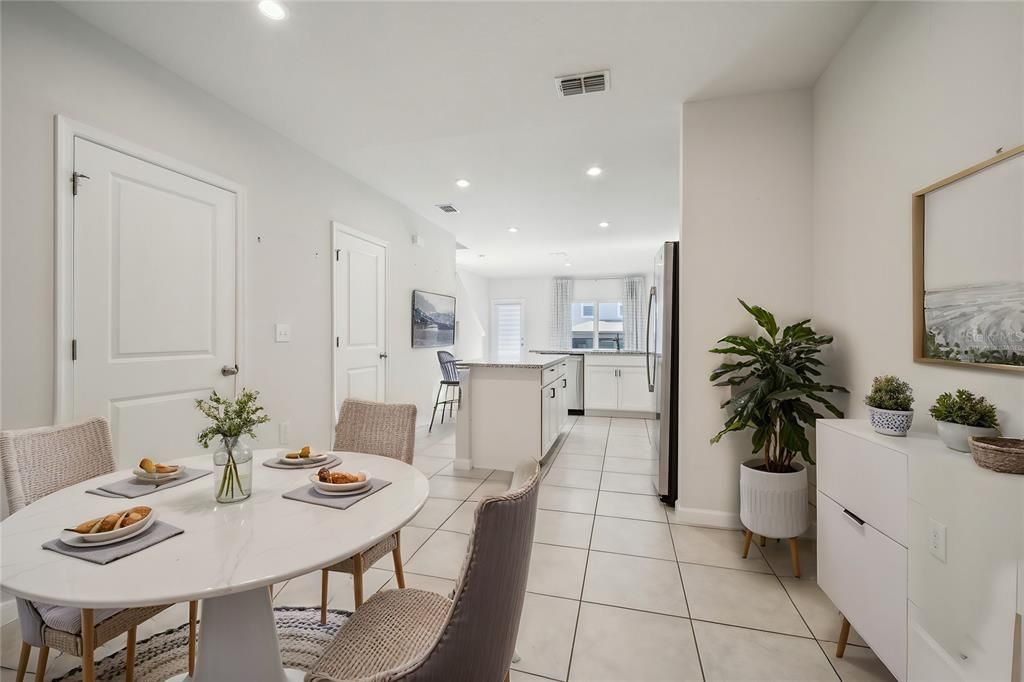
583, 409, 655, 419
670, 505, 742, 530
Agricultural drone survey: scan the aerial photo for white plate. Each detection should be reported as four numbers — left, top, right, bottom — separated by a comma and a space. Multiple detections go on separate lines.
60, 509, 158, 547
309, 482, 372, 497
279, 452, 329, 465
133, 466, 185, 483
309, 471, 371, 493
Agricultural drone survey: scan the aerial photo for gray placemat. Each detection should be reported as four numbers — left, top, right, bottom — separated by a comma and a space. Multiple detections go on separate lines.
263, 454, 341, 470
282, 479, 391, 510
42, 521, 184, 565
86, 468, 212, 499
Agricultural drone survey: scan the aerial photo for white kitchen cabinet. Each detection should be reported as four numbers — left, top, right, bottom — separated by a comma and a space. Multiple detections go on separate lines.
584, 355, 655, 416
584, 366, 619, 411
617, 366, 654, 412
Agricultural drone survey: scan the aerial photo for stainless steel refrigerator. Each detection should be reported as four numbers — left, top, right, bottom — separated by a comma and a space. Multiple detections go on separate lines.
647, 241, 679, 505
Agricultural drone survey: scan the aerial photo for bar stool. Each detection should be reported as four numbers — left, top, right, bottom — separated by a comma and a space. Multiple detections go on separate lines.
429, 350, 461, 432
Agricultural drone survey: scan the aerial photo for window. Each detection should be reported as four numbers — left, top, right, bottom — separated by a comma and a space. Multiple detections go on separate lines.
572, 299, 624, 350
492, 300, 524, 361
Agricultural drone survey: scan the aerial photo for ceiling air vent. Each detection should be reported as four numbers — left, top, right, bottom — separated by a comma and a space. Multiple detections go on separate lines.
436, 203, 460, 214
556, 70, 609, 97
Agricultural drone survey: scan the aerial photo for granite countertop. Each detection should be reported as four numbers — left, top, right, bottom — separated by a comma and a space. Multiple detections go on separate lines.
530, 348, 647, 356
457, 352, 569, 369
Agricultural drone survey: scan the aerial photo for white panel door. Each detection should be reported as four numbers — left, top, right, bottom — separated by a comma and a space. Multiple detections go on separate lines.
73, 138, 238, 467
491, 300, 524, 362
334, 226, 387, 412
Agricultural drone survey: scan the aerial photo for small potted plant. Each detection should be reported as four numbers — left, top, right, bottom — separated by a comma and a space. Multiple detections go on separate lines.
196, 389, 270, 503
865, 375, 914, 436
710, 301, 846, 572
929, 389, 1000, 452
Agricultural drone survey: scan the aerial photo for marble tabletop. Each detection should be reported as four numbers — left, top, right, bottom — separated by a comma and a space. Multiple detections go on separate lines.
0, 450, 429, 609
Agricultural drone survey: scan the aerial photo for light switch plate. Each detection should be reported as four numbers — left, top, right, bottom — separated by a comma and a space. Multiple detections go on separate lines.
275, 323, 291, 343
928, 518, 947, 563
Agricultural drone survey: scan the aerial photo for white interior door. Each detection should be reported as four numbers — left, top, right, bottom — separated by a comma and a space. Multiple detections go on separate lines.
72, 137, 239, 467
333, 224, 387, 414
491, 300, 524, 361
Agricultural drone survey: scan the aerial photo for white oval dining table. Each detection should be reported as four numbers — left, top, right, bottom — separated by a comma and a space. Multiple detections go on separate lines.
0, 449, 429, 682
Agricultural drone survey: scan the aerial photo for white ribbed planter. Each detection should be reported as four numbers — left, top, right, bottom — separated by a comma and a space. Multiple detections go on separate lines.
739, 459, 809, 540
935, 421, 1000, 453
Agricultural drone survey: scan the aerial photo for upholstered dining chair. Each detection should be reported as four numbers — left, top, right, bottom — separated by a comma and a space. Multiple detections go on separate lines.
307, 460, 540, 682
0, 417, 197, 682
320, 399, 418, 623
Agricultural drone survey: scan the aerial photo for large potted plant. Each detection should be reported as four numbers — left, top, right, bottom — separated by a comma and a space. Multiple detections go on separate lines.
710, 300, 847, 567
929, 389, 1000, 452
196, 389, 270, 503
865, 375, 914, 436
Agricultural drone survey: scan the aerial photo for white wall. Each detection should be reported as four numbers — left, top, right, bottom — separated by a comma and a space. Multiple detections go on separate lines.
813, 1, 1024, 436
454, 268, 490, 361
1, 3, 456, 442
677, 90, 815, 527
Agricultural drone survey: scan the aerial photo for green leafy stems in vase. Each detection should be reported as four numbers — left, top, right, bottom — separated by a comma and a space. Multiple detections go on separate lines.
195, 389, 271, 503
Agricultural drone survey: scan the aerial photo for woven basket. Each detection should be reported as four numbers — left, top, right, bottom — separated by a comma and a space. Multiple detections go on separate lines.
969, 437, 1024, 475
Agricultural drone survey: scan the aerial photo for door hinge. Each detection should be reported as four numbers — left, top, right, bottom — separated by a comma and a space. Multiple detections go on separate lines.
71, 339, 78, 361
71, 172, 91, 197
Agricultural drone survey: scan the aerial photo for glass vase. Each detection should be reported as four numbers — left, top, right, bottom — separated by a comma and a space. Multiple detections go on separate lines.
212, 436, 253, 503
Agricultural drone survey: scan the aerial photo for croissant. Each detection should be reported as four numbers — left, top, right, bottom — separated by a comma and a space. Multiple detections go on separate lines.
70, 506, 152, 534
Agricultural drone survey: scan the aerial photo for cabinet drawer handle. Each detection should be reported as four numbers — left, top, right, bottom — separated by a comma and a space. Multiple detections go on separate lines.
842, 508, 865, 526
562, 378, 567, 388
550, 388, 556, 398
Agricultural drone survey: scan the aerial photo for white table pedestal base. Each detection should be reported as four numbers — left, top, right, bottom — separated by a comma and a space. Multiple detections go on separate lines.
166, 587, 304, 682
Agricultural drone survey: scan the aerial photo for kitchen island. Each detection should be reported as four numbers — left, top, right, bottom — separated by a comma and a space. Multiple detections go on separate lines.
454, 353, 570, 473
530, 349, 656, 417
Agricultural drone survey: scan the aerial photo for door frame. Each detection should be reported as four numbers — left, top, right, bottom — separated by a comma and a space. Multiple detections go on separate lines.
330, 221, 390, 423
489, 298, 526, 357
54, 115, 247, 424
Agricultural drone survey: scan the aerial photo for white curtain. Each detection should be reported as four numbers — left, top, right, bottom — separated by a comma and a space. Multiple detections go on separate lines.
622, 275, 646, 351
550, 278, 573, 349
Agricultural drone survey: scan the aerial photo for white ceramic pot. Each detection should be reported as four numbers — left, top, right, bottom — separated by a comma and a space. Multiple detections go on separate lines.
867, 406, 914, 436
935, 421, 1000, 453
739, 459, 809, 540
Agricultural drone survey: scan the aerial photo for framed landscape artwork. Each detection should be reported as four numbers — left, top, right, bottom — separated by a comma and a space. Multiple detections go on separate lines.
412, 290, 456, 348
913, 144, 1024, 372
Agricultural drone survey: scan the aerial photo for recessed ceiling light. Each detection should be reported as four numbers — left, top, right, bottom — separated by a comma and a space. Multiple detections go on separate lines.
508, 227, 518, 233
586, 166, 603, 177
598, 221, 609, 228
258, 0, 288, 20
455, 178, 471, 188
564, 262, 572, 267
478, 254, 486, 259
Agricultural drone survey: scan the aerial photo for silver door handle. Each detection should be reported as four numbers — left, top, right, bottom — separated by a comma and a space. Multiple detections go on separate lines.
221, 364, 239, 376
646, 286, 656, 392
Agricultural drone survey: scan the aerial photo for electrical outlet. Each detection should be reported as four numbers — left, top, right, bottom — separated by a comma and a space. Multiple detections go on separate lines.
275, 323, 291, 343
928, 518, 947, 563
279, 421, 289, 445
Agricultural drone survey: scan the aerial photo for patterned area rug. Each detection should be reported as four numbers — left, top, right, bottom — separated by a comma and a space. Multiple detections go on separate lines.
53, 606, 350, 682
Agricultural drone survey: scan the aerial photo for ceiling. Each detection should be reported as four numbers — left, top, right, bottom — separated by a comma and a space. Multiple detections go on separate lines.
66, 1, 869, 278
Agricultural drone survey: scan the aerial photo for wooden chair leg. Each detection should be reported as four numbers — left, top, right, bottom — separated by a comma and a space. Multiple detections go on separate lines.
759, 535, 767, 547
34, 646, 49, 682
741, 529, 753, 559
836, 616, 851, 658
15, 642, 30, 682
125, 627, 137, 682
353, 554, 365, 608
392, 533, 406, 589
503, 671, 510, 682
320, 569, 330, 624
81, 608, 95, 682
789, 537, 801, 578
188, 600, 198, 676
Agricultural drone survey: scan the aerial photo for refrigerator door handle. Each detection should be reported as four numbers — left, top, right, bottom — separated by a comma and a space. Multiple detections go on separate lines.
645, 285, 656, 392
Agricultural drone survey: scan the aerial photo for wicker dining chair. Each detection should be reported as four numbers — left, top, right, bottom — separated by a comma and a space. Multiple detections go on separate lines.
0, 417, 198, 682
320, 399, 418, 623
308, 460, 540, 682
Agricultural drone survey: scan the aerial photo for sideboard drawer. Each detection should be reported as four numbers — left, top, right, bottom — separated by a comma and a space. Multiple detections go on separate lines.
818, 491, 907, 681
817, 423, 908, 546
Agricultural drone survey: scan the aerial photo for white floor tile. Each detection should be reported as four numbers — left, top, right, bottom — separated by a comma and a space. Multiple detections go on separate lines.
671, 525, 772, 573
602, 456, 657, 475
781, 577, 867, 645
488, 470, 514, 483
468, 479, 511, 501
420, 442, 456, 459
599, 471, 657, 495
510, 671, 554, 682
513, 593, 579, 681
680, 563, 810, 637
692, 620, 839, 681
828, 642, 897, 681
382, 571, 456, 597
595, 491, 666, 522
388, 525, 433, 567
604, 437, 656, 459
527, 543, 588, 600
568, 602, 702, 681
403, 530, 469, 580
408, 497, 462, 529
439, 500, 478, 534
412, 455, 452, 477
538, 485, 598, 514
582, 551, 688, 617
590, 516, 675, 560
428, 475, 483, 500
552, 453, 604, 471
533, 509, 594, 549
543, 467, 601, 490
759, 536, 818, 579
436, 463, 493, 479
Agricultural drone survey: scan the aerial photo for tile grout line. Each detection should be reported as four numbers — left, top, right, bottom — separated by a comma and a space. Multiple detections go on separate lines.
667, 493, 707, 681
